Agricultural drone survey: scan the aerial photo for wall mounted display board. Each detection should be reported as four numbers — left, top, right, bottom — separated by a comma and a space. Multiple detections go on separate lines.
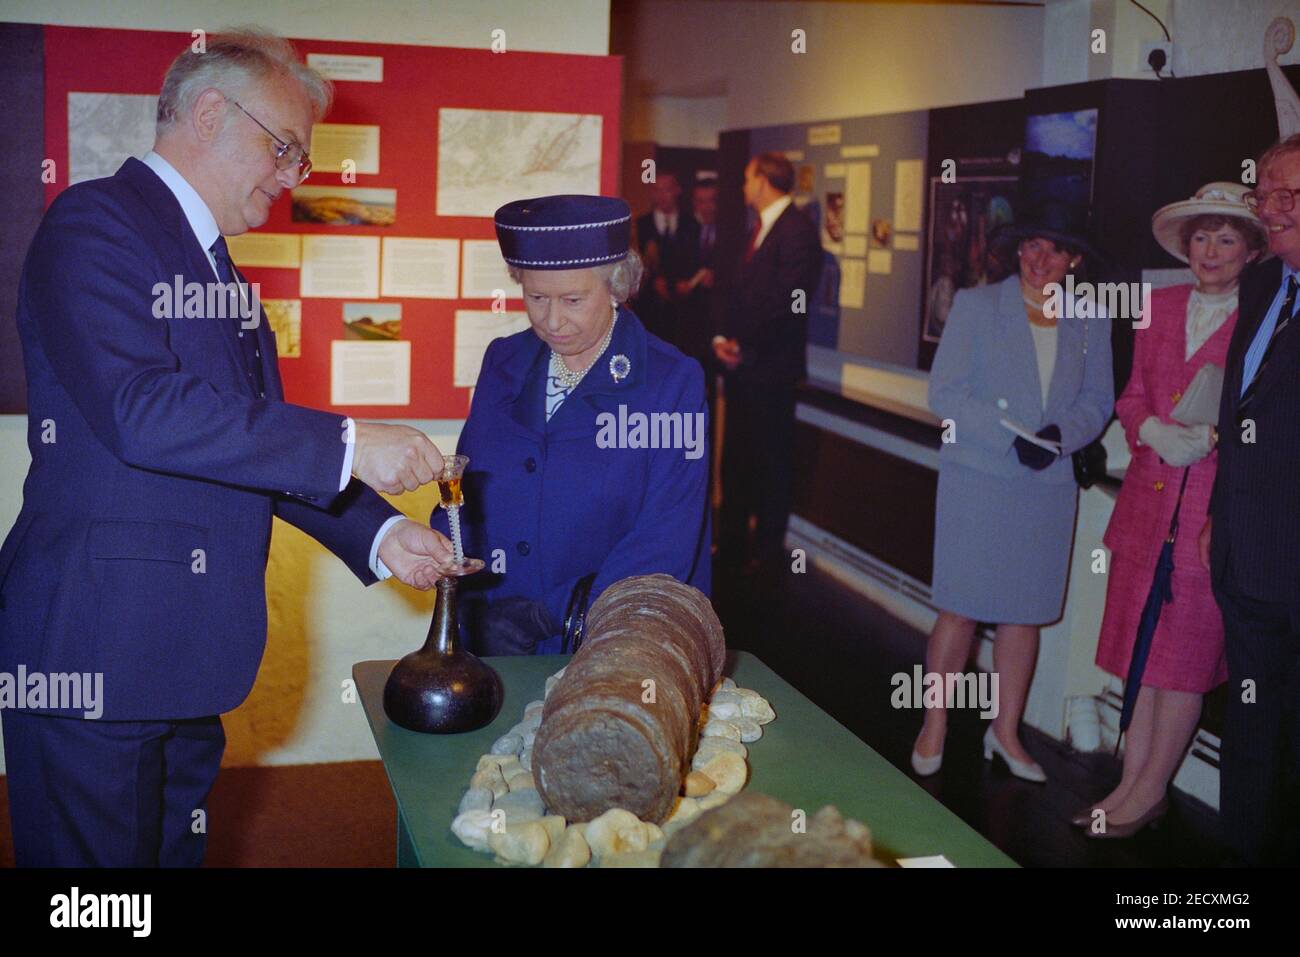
0, 23, 622, 417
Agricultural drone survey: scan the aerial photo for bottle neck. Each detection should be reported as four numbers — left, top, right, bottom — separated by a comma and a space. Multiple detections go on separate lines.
425, 576, 458, 655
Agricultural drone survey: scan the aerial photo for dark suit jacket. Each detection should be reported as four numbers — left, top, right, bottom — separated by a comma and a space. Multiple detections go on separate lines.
1210, 256, 1300, 602
633, 210, 686, 344
721, 202, 824, 385
0, 157, 398, 720
662, 215, 712, 363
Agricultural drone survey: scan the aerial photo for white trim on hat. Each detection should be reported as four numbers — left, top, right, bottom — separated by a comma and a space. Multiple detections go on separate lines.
503, 252, 627, 267
496, 215, 632, 232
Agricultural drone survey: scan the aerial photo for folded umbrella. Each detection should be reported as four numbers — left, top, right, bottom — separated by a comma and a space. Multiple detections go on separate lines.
1116, 468, 1192, 754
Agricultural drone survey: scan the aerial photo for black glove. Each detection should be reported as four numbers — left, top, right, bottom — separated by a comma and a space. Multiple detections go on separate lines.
1014, 424, 1061, 471
465, 596, 555, 657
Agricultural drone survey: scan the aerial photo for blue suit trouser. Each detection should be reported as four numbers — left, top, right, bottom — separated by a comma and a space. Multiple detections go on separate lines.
1, 709, 224, 867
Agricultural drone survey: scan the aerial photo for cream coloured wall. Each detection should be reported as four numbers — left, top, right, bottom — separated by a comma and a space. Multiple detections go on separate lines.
0, 0, 609, 771
620, 0, 1045, 148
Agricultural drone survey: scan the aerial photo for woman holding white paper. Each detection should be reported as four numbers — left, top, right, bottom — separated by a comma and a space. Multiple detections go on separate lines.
913, 206, 1113, 782
1081, 184, 1266, 838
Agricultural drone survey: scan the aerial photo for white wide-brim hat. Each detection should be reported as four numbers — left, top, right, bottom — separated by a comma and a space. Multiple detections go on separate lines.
1151, 182, 1267, 263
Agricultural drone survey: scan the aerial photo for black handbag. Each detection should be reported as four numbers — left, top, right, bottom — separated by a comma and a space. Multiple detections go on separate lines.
1070, 308, 1109, 489
1072, 439, 1108, 489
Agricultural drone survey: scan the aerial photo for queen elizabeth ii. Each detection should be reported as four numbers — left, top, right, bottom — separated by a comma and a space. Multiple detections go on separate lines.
432, 194, 711, 654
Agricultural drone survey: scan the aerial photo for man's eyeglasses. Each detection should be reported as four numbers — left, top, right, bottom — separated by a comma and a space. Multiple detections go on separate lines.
1244, 187, 1300, 214
227, 99, 312, 184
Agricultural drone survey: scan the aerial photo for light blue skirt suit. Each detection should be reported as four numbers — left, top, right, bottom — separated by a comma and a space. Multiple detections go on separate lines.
927, 274, 1114, 624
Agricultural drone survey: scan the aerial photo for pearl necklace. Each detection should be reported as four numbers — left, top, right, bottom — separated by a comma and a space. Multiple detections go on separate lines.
550, 306, 617, 390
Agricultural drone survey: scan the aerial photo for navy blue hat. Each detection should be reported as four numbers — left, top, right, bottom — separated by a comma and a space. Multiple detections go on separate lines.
494, 195, 631, 270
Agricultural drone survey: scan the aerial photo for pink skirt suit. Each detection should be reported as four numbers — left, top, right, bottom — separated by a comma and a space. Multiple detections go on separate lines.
1094, 284, 1232, 692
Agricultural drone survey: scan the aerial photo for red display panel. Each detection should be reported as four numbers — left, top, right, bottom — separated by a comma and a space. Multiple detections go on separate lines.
42, 26, 622, 419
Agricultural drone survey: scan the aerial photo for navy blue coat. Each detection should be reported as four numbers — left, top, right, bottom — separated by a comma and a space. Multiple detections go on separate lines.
0, 158, 398, 720
434, 307, 711, 641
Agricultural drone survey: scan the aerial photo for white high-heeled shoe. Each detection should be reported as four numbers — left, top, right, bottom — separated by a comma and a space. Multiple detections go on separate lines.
910, 747, 943, 777
982, 726, 1046, 783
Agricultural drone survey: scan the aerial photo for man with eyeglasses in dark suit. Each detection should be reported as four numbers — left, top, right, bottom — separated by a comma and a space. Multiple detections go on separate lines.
1201, 132, 1300, 865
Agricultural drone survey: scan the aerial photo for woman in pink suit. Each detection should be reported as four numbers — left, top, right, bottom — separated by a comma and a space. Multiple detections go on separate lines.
1082, 184, 1266, 838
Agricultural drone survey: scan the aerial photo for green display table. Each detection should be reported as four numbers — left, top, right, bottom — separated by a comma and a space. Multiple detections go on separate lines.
353, 651, 1016, 867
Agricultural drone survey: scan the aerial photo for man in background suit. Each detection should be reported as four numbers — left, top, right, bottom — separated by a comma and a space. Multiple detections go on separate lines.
1201, 134, 1300, 865
713, 153, 822, 574
670, 177, 719, 376
0, 30, 455, 866
633, 168, 685, 344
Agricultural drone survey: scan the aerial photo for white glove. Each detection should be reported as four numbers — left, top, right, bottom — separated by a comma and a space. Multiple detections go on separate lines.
1138, 417, 1213, 467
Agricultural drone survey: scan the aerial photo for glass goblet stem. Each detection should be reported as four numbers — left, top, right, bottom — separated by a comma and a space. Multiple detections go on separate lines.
447, 504, 465, 566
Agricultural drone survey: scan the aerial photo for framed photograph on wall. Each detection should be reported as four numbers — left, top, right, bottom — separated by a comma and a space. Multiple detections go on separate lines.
921, 176, 1018, 343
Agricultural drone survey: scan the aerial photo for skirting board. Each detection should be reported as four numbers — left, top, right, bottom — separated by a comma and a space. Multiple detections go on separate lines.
787, 516, 1221, 811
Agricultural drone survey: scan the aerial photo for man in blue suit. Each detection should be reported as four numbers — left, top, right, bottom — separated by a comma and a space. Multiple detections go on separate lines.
0, 30, 455, 866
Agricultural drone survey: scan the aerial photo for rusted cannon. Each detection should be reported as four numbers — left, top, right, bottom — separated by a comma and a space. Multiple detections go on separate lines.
533, 574, 725, 824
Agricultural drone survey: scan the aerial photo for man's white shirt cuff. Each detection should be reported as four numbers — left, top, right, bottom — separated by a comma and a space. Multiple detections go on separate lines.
340, 417, 356, 491
370, 515, 405, 581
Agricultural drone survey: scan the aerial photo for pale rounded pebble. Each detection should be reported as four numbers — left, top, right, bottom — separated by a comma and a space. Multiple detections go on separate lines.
739, 696, 776, 725
696, 790, 732, 811
506, 769, 535, 792
701, 719, 742, 741
469, 766, 509, 798
508, 722, 532, 739
732, 716, 763, 743
707, 701, 742, 720
519, 749, 533, 771
539, 815, 567, 846
522, 730, 537, 749
694, 736, 747, 759
489, 820, 551, 865
585, 808, 650, 857
458, 787, 494, 815
523, 699, 545, 717
520, 714, 542, 733
543, 826, 591, 868
494, 788, 545, 822
699, 751, 748, 794
720, 677, 737, 690
665, 796, 702, 827
476, 754, 509, 773
645, 823, 664, 844
684, 771, 715, 797
710, 689, 745, 707
451, 810, 495, 851
691, 739, 747, 772
491, 733, 524, 756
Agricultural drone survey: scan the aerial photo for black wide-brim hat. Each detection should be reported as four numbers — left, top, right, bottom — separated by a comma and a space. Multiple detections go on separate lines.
988, 198, 1106, 265
494, 194, 632, 270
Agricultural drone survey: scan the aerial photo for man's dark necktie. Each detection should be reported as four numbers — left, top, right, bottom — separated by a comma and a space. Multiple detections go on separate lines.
210, 236, 266, 398
1239, 275, 1299, 412
742, 220, 761, 265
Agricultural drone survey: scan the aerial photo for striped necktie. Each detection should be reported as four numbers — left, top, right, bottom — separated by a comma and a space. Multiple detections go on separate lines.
1240, 275, 1298, 411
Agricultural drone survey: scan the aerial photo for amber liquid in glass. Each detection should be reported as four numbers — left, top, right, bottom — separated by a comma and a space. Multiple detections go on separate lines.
436, 477, 464, 508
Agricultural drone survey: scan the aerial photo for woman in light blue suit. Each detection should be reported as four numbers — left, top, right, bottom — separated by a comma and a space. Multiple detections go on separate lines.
911, 217, 1113, 781
433, 195, 710, 656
